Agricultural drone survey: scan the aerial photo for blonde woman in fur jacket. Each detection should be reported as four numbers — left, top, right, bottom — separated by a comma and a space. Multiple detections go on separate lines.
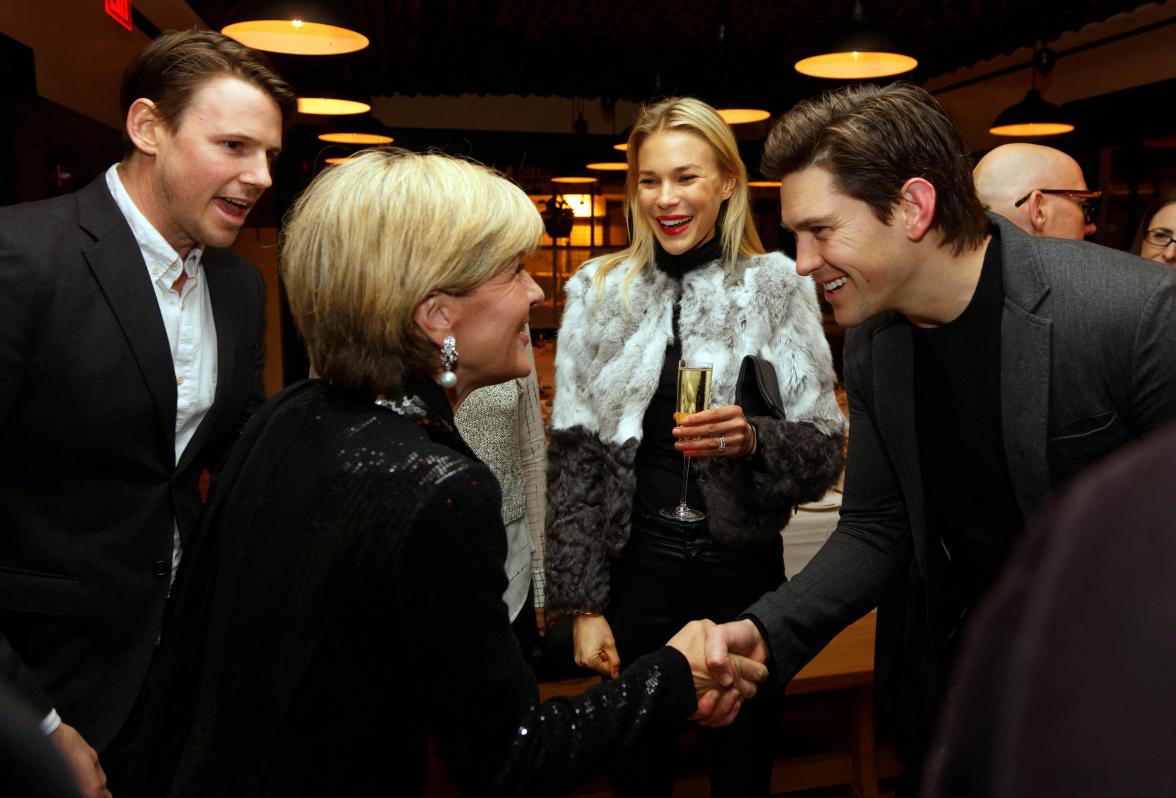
546, 97, 846, 797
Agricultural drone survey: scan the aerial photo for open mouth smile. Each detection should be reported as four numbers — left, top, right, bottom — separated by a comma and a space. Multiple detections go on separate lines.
657, 215, 693, 235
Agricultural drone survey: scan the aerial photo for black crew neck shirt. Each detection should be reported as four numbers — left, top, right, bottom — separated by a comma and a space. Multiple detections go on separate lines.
911, 227, 1023, 637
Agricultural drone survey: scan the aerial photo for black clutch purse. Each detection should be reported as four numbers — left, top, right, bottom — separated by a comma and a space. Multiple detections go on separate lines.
735, 355, 787, 420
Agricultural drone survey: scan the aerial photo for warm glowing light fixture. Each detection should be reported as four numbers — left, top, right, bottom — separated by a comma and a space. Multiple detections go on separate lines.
297, 97, 371, 115
989, 46, 1074, 137
551, 175, 598, 184
319, 131, 393, 144
222, 1, 368, 55
325, 156, 353, 165
794, 1, 916, 79
586, 162, 628, 171
317, 114, 394, 145
717, 108, 771, 125
613, 142, 628, 152
560, 194, 606, 218
748, 181, 782, 188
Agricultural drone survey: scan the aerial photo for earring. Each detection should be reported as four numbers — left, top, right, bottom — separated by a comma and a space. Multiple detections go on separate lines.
439, 335, 459, 388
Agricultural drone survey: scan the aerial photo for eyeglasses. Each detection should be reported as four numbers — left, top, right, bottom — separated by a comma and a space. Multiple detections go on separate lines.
1013, 189, 1103, 225
1144, 229, 1176, 249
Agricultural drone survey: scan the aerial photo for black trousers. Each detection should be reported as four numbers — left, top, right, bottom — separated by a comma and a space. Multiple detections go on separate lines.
606, 514, 785, 798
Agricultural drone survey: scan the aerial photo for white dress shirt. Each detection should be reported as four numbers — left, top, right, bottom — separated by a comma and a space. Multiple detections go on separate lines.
106, 165, 218, 577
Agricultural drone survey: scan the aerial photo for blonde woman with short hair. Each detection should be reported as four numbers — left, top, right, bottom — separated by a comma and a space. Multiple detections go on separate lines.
126, 150, 766, 796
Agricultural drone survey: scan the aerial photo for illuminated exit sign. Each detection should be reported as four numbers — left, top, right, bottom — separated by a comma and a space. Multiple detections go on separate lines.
105, 0, 133, 31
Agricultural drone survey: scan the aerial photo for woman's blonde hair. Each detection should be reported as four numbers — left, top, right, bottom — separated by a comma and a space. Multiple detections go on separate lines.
594, 97, 764, 297
281, 149, 543, 392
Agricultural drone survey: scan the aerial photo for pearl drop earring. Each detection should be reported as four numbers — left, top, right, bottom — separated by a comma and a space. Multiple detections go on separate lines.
439, 335, 458, 389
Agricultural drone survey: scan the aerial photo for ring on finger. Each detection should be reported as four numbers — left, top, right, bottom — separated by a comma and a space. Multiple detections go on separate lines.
717, 435, 726, 452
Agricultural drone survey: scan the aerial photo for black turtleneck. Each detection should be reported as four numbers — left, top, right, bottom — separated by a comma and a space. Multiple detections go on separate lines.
633, 234, 724, 523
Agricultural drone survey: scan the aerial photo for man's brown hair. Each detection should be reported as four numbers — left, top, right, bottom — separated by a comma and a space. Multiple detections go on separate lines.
120, 29, 296, 155
762, 82, 988, 254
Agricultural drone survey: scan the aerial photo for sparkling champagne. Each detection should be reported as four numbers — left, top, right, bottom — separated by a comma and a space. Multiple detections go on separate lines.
675, 365, 712, 421
661, 361, 712, 523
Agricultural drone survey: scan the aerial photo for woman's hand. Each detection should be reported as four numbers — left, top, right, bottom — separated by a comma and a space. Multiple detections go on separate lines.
572, 613, 620, 678
673, 404, 757, 459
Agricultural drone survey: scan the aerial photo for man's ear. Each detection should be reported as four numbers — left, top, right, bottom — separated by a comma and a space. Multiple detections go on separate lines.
1027, 191, 1049, 234
899, 178, 936, 243
126, 98, 164, 156
412, 292, 457, 348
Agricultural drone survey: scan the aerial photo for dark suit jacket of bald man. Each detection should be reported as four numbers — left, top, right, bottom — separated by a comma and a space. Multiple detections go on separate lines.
0, 174, 266, 751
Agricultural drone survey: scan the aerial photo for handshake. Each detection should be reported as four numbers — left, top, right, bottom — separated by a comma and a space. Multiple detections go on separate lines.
574, 614, 768, 728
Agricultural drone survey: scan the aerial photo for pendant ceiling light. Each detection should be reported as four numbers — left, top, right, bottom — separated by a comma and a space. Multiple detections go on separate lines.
293, 71, 371, 116
586, 162, 628, 171
716, 108, 771, 125
990, 45, 1074, 137
613, 142, 628, 152
317, 114, 394, 145
298, 97, 370, 115
222, 0, 368, 55
795, 1, 917, 79
551, 175, 598, 185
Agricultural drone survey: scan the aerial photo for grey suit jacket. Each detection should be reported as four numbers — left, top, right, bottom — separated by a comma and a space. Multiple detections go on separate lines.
745, 214, 1176, 692
0, 175, 266, 750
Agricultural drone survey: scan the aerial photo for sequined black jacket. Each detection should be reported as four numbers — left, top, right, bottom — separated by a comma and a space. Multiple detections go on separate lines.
125, 379, 696, 797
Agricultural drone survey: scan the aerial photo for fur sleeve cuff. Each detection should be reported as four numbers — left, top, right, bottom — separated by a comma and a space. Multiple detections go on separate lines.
697, 419, 843, 547
543, 426, 638, 614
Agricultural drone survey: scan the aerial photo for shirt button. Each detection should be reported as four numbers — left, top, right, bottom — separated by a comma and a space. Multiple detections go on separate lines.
152, 560, 169, 578
176, 375, 185, 385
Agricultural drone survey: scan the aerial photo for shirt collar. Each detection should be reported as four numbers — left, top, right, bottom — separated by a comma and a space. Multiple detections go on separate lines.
105, 164, 204, 284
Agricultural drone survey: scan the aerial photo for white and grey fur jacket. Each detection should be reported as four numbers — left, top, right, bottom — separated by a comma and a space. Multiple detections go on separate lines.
545, 250, 846, 615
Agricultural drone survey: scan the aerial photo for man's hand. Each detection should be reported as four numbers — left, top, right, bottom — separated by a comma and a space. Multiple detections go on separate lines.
692, 619, 770, 727
705, 618, 769, 686
50, 722, 110, 798
668, 619, 769, 727
572, 613, 620, 678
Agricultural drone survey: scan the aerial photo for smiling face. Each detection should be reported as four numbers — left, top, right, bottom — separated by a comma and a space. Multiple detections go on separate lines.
1141, 202, 1176, 268
446, 264, 545, 394
635, 129, 735, 255
781, 165, 915, 328
148, 75, 283, 256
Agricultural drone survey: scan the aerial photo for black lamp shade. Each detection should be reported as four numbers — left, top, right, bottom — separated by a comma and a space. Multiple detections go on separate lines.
794, 4, 917, 79
990, 89, 1074, 137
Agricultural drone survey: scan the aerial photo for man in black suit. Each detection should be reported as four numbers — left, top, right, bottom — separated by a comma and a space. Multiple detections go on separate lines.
0, 30, 294, 795
701, 83, 1176, 792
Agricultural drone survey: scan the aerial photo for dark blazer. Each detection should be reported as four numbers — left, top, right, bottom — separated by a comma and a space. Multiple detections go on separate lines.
744, 214, 1176, 749
0, 174, 265, 750
126, 379, 695, 797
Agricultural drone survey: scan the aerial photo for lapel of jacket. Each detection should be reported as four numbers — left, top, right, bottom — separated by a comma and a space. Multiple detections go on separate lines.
870, 319, 931, 572
993, 214, 1052, 516
77, 176, 177, 454
176, 250, 242, 472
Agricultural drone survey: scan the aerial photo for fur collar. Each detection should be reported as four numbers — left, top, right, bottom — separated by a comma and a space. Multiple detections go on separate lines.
553, 250, 838, 445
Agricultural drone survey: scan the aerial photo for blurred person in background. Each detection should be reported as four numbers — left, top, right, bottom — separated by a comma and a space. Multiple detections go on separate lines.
973, 142, 1099, 240
1132, 191, 1176, 268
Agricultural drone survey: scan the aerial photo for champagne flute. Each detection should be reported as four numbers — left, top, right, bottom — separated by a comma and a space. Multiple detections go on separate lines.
659, 361, 712, 523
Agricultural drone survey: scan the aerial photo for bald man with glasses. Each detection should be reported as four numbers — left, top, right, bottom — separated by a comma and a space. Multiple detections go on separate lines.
973, 143, 1100, 241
